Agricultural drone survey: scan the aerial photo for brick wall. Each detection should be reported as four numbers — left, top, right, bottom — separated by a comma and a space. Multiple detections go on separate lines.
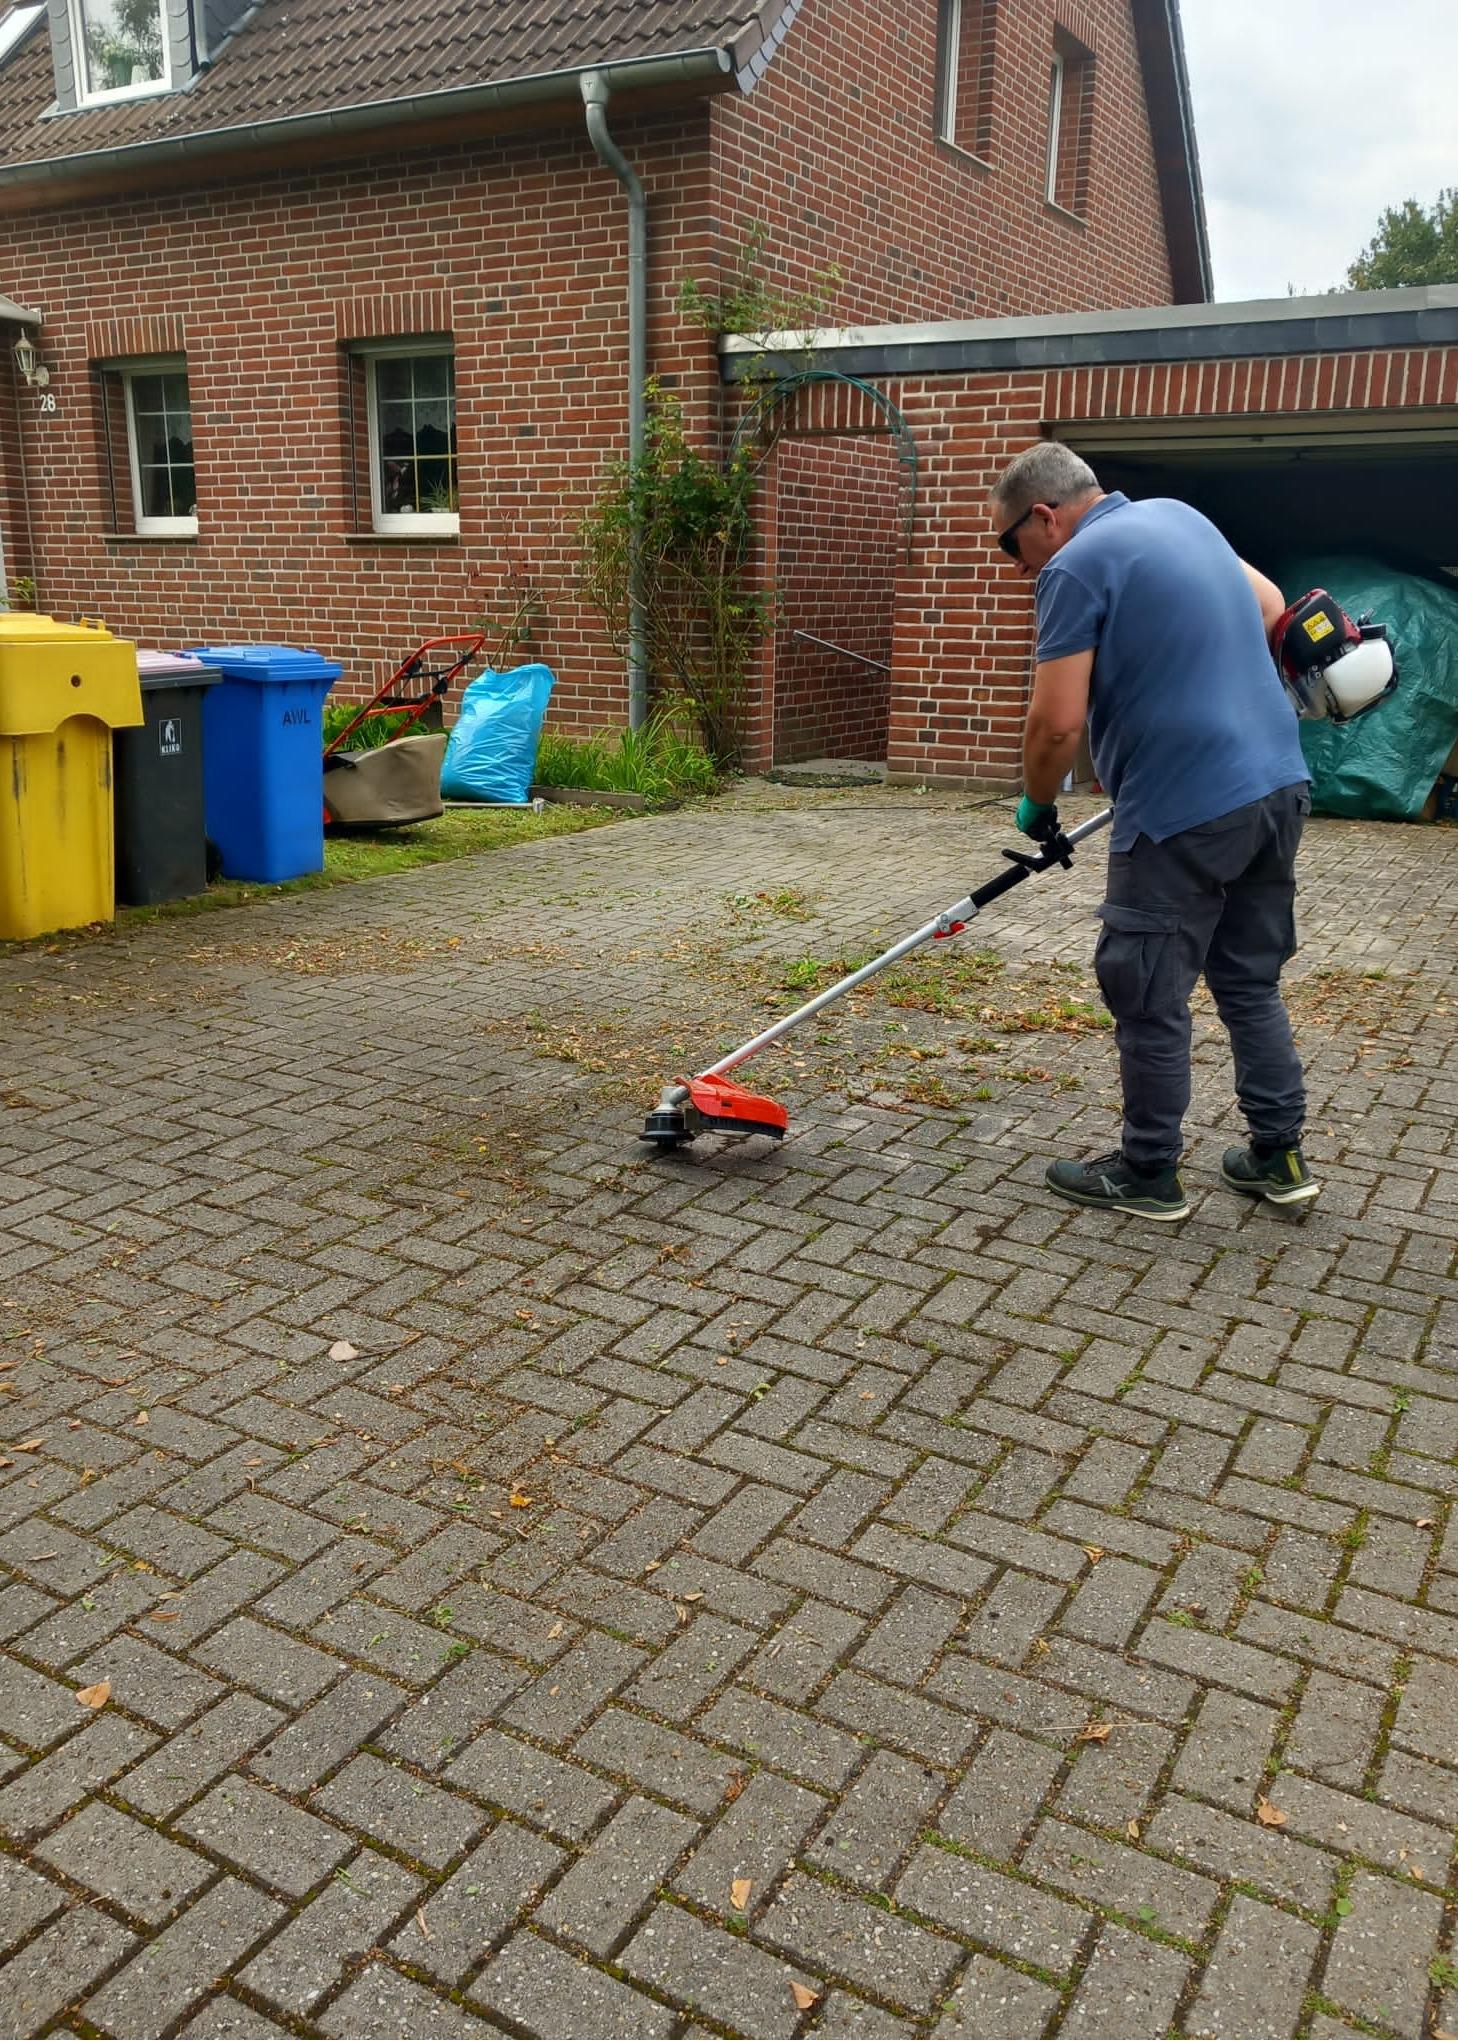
768, 435, 900, 763
713, 0, 1174, 322
1, 0, 1178, 739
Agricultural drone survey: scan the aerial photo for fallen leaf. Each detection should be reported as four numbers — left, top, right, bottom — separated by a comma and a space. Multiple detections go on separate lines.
508, 1491, 533, 1509
1417, 1517, 1436, 1530
245, 1457, 264, 1467
789, 1981, 820, 2012
76, 1680, 111, 1709
416, 1907, 433, 1941
682, 1591, 704, 1603
0, 1457, 11, 1469
1256, 1795, 1287, 1828
730, 1878, 752, 1910
148, 1609, 180, 1622
1074, 1721, 1112, 1745
546, 1622, 564, 1640
14, 1438, 44, 1452
675, 1605, 691, 1626
1082, 1545, 1105, 1564
386, 1384, 407, 1397
133, 1411, 149, 1426
1125, 1818, 1141, 1841
644, 1560, 661, 1574
328, 1340, 360, 1362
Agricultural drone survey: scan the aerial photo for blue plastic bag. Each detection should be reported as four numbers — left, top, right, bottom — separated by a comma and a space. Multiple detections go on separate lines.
440, 664, 556, 804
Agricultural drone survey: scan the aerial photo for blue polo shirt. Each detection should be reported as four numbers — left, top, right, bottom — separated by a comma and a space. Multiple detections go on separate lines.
1035, 492, 1307, 852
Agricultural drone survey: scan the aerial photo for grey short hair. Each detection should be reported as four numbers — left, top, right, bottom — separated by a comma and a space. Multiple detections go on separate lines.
991, 442, 1100, 522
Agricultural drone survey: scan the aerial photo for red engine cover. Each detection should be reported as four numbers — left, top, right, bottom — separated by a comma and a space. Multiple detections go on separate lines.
687, 1075, 789, 1137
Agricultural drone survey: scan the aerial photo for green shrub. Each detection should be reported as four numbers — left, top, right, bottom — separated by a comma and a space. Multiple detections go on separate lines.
532, 711, 718, 802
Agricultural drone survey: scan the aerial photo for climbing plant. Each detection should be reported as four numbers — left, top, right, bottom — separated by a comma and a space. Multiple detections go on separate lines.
579, 234, 843, 767
578, 383, 773, 768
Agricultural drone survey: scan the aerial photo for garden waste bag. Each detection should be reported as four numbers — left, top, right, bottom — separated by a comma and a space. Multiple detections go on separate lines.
440, 664, 555, 805
1276, 554, 1458, 820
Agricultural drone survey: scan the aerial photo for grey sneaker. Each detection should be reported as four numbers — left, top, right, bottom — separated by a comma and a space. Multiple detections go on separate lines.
1045, 1152, 1190, 1222
1221, 1142, 1321, 1206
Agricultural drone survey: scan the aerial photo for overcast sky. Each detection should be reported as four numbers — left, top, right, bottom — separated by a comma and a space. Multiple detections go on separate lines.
1179, 0, 1458, 302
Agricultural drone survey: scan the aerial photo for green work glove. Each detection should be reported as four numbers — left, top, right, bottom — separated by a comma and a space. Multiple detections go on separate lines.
1015, 794, 1057, 838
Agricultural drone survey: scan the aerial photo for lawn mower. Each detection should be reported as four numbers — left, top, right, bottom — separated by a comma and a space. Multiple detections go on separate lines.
641, 806, 1113, 1151
323, 632, 486, 828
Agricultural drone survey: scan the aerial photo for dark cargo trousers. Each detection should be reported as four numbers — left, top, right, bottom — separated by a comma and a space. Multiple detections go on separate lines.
1095, 783, 1310, 1171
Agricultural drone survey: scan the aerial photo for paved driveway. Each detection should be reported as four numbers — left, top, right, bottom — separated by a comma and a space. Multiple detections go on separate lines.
2, 788, 1456, 2039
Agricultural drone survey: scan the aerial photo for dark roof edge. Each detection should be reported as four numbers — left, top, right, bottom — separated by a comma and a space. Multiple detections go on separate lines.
0, 44, 735, 191
1130, 0, 1212, 304
720, 285, 1458, 379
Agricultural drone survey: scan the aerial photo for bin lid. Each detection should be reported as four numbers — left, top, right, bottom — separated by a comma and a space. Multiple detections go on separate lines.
190, 642, 343, 684
0, 611, 128, 646
0, 612, 143, 736
136, 648, 221, 689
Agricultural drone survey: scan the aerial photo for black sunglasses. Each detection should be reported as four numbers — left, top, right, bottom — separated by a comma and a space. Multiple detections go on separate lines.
998, 500, 1059, 561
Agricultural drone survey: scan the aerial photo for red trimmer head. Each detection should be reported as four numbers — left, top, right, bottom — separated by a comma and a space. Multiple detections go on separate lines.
640, 1075, 788, 1150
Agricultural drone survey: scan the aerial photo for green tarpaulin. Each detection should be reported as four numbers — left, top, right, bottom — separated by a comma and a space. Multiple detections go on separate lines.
1276, 554, 1458, 819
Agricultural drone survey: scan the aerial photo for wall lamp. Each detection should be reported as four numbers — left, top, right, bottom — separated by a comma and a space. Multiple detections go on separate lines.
13, 332, 49, 388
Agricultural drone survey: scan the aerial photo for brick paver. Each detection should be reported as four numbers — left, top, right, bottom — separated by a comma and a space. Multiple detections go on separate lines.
1, 786, 1457, 2036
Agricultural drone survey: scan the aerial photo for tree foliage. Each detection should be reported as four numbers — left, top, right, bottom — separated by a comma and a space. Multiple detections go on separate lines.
1348, 188, 1458, 290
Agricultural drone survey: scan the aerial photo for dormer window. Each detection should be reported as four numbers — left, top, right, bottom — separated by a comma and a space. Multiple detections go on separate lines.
70, 0, 168, 101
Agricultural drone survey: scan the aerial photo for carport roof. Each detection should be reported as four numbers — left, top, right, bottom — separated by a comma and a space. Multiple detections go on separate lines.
721, 285, 1458, 380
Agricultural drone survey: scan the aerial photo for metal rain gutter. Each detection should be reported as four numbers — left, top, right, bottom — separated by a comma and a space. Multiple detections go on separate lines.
582, 71, 649, 734
0, 45, 733, 190
0, 295, 41, 324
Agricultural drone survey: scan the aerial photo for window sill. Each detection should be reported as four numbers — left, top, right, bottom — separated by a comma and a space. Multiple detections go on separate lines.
45, 80, 177, 117
1043, 199, 1087, 230
935, 138, 993, 175
102, 530, 199, 543
345, 531, 461, 546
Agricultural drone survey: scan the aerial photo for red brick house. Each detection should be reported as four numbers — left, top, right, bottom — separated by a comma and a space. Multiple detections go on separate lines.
0, 0, 1207, 763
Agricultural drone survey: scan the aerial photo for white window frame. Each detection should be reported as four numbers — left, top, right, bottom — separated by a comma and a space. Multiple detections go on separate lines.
67, 0, 171, 104
937, 0, 962, 142
1045, 50, 1065, 204
121, 358, 197, 538
0, 5, 45, 69
362, 341, 460, 537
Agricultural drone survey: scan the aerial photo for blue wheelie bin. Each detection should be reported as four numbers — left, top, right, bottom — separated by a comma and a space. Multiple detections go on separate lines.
193, 644, 342, 882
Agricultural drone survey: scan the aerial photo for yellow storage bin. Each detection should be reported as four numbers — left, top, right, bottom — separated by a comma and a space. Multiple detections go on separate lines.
0, 614, 143, 940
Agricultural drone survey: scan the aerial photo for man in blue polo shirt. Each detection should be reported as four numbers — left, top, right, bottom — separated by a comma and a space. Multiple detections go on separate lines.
989, 441, 1316, 1222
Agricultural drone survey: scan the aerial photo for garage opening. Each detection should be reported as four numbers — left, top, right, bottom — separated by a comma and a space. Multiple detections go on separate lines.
1060, 409, 1458, 584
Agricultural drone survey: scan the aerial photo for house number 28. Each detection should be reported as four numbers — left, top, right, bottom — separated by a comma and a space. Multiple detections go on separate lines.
37, 391, 57, 413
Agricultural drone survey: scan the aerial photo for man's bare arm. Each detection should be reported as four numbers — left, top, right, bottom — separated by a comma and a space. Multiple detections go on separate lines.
1241, 559, 1286, 645
1023, 650, 1094, 804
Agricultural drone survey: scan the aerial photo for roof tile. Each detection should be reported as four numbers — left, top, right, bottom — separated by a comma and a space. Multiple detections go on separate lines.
0, 0, 781, 172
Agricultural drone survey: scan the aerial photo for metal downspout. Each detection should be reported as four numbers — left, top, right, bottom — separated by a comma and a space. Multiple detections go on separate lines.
581, 71, 648, 731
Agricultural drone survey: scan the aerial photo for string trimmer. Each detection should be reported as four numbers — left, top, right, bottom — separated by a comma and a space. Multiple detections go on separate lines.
640, 807, 1113, 1150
